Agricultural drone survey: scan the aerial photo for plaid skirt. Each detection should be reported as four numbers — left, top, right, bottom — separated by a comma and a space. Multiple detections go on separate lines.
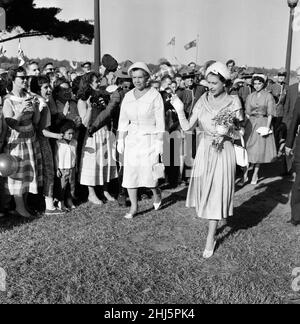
5, 134, 43, 196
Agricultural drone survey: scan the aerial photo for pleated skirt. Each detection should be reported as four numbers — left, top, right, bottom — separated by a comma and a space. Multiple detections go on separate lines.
244, 116, 277, 164
80, 127, 118, 186
186, 134, 236, 220
5, 135, 43, 196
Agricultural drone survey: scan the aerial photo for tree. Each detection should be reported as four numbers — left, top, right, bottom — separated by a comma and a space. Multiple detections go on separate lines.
0, 0, 94, 44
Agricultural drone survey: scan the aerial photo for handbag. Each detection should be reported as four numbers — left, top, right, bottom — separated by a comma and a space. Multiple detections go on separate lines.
152, 155, 165, 180
234, 136, 248, 167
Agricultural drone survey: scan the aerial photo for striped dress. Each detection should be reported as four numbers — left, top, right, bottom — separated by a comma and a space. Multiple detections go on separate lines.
3, 94, 43, 196
36, 97, 55, 197
79, 98, 118, 187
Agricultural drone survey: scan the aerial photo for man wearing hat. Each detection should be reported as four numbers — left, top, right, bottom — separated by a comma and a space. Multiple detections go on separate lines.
81, 62, 92, 74
268, 69, 288, 153
179, 66, 206, 118
88, 60, 133, 207
238, 68, 254, 108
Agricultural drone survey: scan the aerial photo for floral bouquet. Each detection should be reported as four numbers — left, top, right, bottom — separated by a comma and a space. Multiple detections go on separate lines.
212, 108, 238, 151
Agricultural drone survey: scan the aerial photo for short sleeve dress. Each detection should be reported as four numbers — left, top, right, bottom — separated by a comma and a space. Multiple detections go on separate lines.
36, 97, 55, 197
3, 94, 43, 196
118, 87, 165, 189
186, 93, 243, 220
244, 90, 277, 163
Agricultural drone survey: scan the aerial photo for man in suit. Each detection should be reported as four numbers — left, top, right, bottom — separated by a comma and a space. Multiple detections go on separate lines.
285, 95, 300, 226
283, 68, 300, 130
269, 70, 288, 153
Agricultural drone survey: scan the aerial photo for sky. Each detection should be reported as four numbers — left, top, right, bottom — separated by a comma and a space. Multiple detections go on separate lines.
1, 0, 300, 69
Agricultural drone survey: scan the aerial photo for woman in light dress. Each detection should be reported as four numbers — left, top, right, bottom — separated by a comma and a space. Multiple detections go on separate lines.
2, 67, 43, 218
117, 62, 165, 219
172, 62, 243, 258
243, 74, 277, 185
78, 72, 118, 205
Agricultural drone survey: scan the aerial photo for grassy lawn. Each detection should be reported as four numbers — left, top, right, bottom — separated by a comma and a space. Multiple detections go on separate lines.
0, 165, 300, 304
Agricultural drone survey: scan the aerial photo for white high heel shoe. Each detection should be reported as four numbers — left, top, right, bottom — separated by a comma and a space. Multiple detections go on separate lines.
153, 190, 162, 211
124, 213, 134, 219
124, 210, 138, 219
153, 201, 162, 211
203, 241, 217, 259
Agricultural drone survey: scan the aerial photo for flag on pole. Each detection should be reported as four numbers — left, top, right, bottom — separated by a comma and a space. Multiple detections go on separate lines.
184, 39, 197, 50
0, 45, 6, 58
17, 40, 25, 67
167, 36, 176, 46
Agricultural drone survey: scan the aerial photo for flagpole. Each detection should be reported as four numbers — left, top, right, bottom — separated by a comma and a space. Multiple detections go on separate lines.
94, 0, 101, 72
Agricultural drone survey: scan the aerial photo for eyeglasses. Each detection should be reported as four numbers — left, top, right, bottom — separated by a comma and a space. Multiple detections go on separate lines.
46, 68, 55, 72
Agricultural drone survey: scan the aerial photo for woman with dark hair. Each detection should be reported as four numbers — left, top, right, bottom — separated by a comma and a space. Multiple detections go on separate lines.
2, 67, 43, 217
78, 72, 117, 205
30, 76, 64, 215
243, 74, 277, 185
117, 62, 165, 219
172, 62, 243, 259
49, 78, 81, 133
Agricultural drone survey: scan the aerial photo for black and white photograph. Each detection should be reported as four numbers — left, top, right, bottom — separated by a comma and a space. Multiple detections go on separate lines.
0, 0, 300, 307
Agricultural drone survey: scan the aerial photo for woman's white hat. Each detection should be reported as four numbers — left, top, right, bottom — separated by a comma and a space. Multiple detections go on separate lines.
205, 62, 231, 80
128, 62, 151, 76
252, 74, 268, 82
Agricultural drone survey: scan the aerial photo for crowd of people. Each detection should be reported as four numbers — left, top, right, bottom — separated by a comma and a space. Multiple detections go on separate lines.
0, 55, 299, 259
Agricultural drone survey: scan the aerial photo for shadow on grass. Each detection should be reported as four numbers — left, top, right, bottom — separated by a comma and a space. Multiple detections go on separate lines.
217, 176, 294, 244
0, 214, 36, 233
133, 187, 188, 218
160, 187, 188, 211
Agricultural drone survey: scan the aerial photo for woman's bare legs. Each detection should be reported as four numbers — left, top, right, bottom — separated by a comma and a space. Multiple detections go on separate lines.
88, 186, 103, 205
251, 164, 260, 184
127, 188, 138, 215
205, 220, 219, 251
151, 187, 162, 204
103, 183, 116, 202
15, 196, 32, 218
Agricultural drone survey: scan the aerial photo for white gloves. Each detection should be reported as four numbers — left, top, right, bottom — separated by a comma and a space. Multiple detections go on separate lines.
170, 94, 184, 114
117, 139, 125, 155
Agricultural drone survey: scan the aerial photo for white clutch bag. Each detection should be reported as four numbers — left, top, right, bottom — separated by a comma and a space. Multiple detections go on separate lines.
152, 155, 165, 181
256, 127, 273, 136
234, 136, 248, 167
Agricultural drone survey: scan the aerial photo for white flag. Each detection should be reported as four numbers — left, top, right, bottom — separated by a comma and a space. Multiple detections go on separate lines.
0, 45, 6, 57
17, 40, 25, 67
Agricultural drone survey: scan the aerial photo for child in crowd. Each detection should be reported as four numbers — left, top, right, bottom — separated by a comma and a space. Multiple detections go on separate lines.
55, 120, 77, 211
